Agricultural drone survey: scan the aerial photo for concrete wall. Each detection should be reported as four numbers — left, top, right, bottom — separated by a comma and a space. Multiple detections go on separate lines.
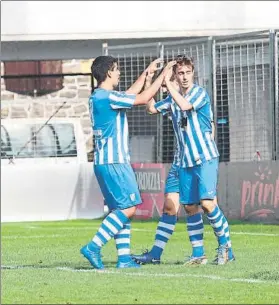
1, 162, 104, 222
1, 60, 94, 153
2, 161, 278, 223
0, 40, 103, 61
2, 1, 279, 41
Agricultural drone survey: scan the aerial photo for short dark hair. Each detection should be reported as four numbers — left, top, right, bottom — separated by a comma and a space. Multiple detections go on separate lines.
91, 56, 117, 86
173, 55, 195, 73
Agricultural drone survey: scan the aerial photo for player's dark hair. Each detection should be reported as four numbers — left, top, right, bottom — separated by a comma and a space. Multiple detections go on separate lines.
91, 56, 118, 86
173, 55, 195, 73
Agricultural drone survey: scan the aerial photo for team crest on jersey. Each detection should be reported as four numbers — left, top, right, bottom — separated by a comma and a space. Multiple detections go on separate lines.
93, 130, 102, 137
130, 193, 136, 201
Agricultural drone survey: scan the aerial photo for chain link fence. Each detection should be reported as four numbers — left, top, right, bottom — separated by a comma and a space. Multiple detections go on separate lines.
214, 33, 273, 162
103, 42, 163, 163
105, 30, 279, 164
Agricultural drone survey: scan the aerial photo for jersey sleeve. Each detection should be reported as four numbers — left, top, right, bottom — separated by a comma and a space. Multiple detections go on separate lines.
189, 87, 210, 111
154, 94, 172, 115
109, 91, 136, 109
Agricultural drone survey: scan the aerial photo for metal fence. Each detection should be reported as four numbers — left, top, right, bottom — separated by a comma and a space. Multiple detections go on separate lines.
104, 30, 279, 163
276, 31, 279, 160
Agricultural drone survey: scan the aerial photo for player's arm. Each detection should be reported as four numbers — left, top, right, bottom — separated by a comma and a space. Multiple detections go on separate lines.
147, 95, 172, 115
133, 61, 176, 106
164, 70, 208, 111
165, 80, 192, 111
210, 108, 215, 139
146, 78, 176, 115
144, 71, 158, 114
211, 121, 215, 139
146, 99, 158, 114
126, 58, 163, 94
109, 61, 176, 110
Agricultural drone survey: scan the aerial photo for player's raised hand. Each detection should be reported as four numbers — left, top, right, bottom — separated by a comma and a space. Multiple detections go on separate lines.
164, 67, 174, 82
162, 60, 177, 78
146, 58, 164, 76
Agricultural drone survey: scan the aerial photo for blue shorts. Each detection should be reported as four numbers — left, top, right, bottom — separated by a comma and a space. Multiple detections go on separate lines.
179, 158, 219, 205
94, 163, 142, 211
165, 163, 179, 194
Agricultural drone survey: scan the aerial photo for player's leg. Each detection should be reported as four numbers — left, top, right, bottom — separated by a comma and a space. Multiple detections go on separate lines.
132, 164, 179, 264
80, 164, 141, 269
198, 158, 231, 265
212, 197, 235, 262
113, 164, 142, 268
180, 167, 207, 265
148, 164, 180, 260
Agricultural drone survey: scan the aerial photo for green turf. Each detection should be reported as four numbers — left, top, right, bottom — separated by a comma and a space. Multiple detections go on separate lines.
2, 220, 279, 304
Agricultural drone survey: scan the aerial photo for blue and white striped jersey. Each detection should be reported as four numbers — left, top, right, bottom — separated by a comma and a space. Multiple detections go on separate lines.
155, 95, 183, 167
89, 88, 136, 165
179, 84, 219, 167
155, 84, 219, 168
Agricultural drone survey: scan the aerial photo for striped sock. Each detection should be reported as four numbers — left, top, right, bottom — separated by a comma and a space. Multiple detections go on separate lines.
186, 213, 205, 257
222, 214, 232, 248
222, 214, 234, 259
89, 209, 129, 250
114, 222, 131, 263
150, 214, 177, 259
207, 206, 227, 246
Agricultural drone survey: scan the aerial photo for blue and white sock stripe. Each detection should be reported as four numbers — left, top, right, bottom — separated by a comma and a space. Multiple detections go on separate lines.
207, 207, 227, 247
115, 237, 130, 245
93, 232, 106, 247
187, 219, 204, 227
102, 218, 122, 234
206, 206, 227, 246
186, 213, 204, 256
155, 230, 172, 240
153, 222, 175, 248
115, 239, 130, 253
191, 240, 204, 247
114, 223, 131, 241
156, 222, 175, 239
92, 210, 128, 247
187, 218, 204, 239
187, 223, 204, 244
188, 229, 204, 237
154, 239, 167, 249
208, 216, 224, 236
114, 223, 131, 257
222, 217, 232, 247
157, 221, 175, 231
108, 212, 124, 227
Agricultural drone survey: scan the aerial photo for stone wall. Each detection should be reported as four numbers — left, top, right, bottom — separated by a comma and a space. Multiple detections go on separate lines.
1, 60, 94, 153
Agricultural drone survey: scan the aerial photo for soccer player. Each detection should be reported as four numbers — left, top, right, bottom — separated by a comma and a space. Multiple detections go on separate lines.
132, 68, 232, 265
80, 56, 176, 269
131, 75, 182, 264
163, 55, 234, 265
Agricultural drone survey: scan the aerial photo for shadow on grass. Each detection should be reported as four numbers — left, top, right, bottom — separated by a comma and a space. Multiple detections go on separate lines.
1, 258, 186, 272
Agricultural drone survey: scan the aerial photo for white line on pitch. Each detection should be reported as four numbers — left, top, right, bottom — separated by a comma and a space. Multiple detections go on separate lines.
2, 229, 279, 239
1, 264, 278, 285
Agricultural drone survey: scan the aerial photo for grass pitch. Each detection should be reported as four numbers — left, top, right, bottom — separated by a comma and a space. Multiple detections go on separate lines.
2, 219, 279, 304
